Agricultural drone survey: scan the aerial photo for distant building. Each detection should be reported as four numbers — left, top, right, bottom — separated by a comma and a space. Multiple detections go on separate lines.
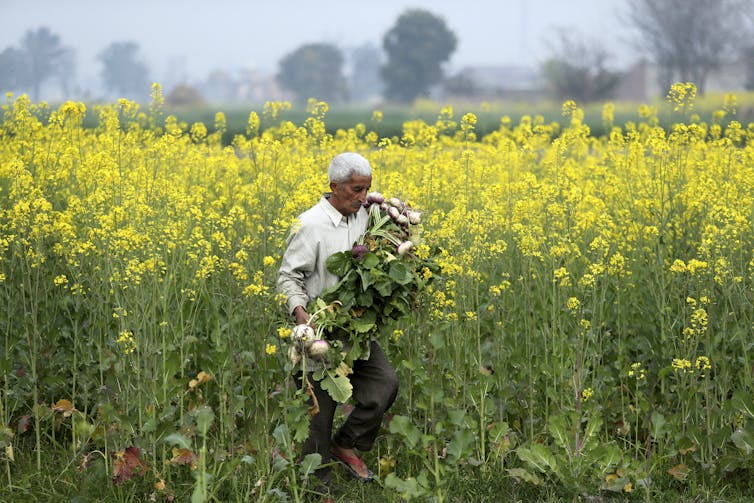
442, 64, 545, 101
236, 68, 291, 103
616, 59, 749, 102
198, 68, 291, 105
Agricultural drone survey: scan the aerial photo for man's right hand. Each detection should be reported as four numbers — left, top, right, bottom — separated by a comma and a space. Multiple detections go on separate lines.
293, 305, 310, 326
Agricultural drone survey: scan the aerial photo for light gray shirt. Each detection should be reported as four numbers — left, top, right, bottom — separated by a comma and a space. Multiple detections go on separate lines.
277, 194, 369, 315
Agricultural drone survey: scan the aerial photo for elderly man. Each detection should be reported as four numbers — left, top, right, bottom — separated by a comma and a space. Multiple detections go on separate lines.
277, 152, 399, 486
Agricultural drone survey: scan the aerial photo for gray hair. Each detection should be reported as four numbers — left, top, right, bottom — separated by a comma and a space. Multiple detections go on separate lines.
328, 152, 372, 183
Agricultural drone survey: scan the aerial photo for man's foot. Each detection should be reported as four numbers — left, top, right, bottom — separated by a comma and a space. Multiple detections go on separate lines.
331, 443, 375, 482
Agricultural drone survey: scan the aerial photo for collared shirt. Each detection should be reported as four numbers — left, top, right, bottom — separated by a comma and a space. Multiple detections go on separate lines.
277, 194, 369, 315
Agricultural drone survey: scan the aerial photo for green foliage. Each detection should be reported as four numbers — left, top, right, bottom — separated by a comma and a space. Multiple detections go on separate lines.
0, 47, 29, 92
540, 29, 622, 103
97, 41, 150, 100
381, 9, 457, 103
626, 0, 753, 94
304, 197, 440, 400
277, 42, 347, 104
7, 27, 69, 101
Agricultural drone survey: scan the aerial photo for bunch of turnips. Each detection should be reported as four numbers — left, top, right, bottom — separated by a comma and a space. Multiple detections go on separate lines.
287, 192, 440, 402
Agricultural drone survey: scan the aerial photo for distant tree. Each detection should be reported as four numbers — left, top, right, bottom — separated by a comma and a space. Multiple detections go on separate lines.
746, 45, 754, 90
540, 30, 622, 103
0, 47, 29, 93
277, 43, 347, 103
19, 27, 69, 101
57, 48, 77, 97
348, 43, 383, 104
381, 9, 457, 103
625, 0, 754, 94
98, 41, 151, 100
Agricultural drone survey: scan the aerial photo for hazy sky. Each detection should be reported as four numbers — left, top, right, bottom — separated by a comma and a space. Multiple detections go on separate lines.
3, 0, 634, 89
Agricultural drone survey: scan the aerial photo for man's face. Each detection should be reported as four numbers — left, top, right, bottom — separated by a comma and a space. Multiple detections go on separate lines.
330, 174, 372, 216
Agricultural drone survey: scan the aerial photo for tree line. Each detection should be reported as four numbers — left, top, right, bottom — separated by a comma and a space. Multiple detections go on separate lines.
2, 1, 754, 106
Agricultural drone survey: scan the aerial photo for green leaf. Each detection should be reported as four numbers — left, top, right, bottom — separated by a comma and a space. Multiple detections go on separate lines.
507, 467, 543, 485
517, 444, 557, 474
299, 453, 322, 478
732, 390, 754, 419
351, 309, 377, 333
588, 443, 622, 471
72, 412, 94, 439
374, 279, 394, 296
651, 411, 667, 440
488, 421, 510, 443
164, 432, 192, 449
384, 473, 426, 499
272, 423, 290, 449
191, 482, 207, 503
361, 252, 380, 269
584, 413, 603, 441
326, 252, 353, 276
389, 415, 421, 448
447, 409, 466, 426
447, 428, 475, 464
731, 427, 754, 455
356, 289, 374, 307
429, 331, 445, 350
357, 268, 374, 291
318, 369, 353, 403
548, 414, 569, 451
195, 406, 215, 436
388, 260, 412, 284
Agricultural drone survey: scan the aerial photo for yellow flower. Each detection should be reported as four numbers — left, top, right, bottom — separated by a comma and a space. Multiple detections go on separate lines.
628, 362, 646, 380
265, 343, 277, 356
672, 358, 692, 373
670, 259, 687, 273
695, 356, 711, 371
567, 297, 581, 313
391, 329, 403, 342
581, 388, 593, 402
263, 256, 276, 267
117, 330, 136, 354
277, 326, 292, 339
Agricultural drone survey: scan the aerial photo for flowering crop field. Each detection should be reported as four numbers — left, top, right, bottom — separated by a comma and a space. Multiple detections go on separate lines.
1, 84, 754, 502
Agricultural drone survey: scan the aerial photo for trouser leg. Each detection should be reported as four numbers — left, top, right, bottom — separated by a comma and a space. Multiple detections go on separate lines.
333, 341, 399, 451
296, 372, 337, 481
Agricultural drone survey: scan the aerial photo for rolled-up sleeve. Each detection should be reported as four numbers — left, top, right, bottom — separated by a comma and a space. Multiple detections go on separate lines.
277, 223, 316, 315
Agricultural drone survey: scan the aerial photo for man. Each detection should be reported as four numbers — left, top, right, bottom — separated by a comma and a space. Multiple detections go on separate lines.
277, 152, 399, 486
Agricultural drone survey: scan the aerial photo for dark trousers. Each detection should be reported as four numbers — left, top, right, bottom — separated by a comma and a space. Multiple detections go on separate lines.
298, 340, 398, 475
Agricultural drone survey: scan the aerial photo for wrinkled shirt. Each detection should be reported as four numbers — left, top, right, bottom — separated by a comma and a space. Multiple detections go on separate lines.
277, 194, 369, 315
